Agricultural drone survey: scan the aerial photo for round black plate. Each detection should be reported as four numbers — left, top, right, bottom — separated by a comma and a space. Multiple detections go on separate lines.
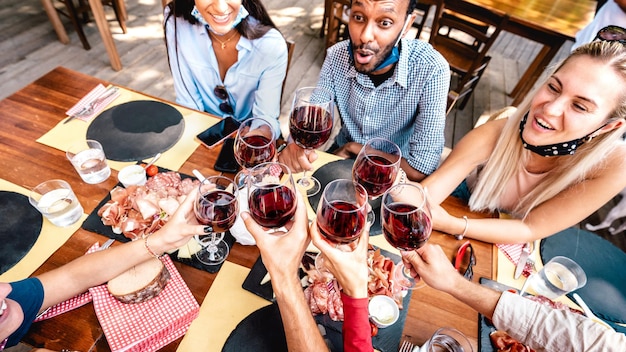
86, 100, 184, 162
222, 304, 288, 352
0, 191, 43, 274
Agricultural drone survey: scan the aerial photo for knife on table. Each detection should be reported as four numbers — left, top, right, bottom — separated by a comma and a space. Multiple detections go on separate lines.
514, 242, 531, 279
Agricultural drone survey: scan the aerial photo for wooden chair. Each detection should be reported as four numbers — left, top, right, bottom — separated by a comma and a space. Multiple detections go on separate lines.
55, 0, 127, 50
412, 1, 435, 40
324, 0, 351, 51
429, 0, 509, 110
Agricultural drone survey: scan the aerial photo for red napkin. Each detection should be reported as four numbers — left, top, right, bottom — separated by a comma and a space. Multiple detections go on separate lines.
34, 243, 103, 322
89, 255, 200, 352
496, 243, 533, 278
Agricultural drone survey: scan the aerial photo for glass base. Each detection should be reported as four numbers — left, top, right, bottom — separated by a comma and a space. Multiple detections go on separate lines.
394, 262, 425, 290
297, 176, 321, 197
195, 240, 229, 265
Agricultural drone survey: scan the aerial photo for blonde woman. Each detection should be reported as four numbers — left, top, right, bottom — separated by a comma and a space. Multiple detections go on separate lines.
421, 40, 626, 244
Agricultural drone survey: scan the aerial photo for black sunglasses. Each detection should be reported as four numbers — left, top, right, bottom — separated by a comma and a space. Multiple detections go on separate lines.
453, 240, 476, 280
594, 25, 626, 45
214, 85, 234, 115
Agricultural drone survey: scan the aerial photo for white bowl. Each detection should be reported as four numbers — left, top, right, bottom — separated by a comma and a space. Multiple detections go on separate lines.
118, 164, 147, 188
368, 295, 399, 328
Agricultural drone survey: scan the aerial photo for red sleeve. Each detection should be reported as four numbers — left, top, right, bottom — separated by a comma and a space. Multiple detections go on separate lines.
341, 292, 373, 352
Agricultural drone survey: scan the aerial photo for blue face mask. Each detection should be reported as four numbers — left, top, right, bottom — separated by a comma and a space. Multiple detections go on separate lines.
191, 5, 249, 33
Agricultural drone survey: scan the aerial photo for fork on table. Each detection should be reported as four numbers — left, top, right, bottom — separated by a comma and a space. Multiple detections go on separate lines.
399, 339, 417, 352
63, 86, 119, 124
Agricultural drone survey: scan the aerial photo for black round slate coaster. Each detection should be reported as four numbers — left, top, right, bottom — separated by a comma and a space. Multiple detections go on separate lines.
309, 159, 382, 236
222, 304, 288, 352
86, 100, 184, 162
0, 191, 43, 274
540, 227, 626, 326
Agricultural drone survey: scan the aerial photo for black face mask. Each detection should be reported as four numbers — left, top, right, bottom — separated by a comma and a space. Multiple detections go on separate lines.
519, 112, 605, 157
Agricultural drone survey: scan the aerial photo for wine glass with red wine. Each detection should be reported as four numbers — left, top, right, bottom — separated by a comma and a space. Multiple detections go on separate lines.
352, 137, 402, 223
314, 179, 369, 276
289, 86, 334, 196
233, 118, 276, 187
194, 176, 239, 265
246, 162, 298, 231
381, 183, 432, 289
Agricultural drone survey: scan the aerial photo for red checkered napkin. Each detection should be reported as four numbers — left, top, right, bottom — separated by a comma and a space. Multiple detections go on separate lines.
90, 255, 200, 352
65, 84, 120, 122
34, 243, 103, 322
497, 243, 533, 278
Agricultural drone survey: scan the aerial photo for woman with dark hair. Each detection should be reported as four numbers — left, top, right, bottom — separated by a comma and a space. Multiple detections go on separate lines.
164, 0, 288, 137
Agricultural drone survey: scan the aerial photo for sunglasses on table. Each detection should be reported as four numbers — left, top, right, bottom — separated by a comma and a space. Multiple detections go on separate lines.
594, 25, 626, 45
453, 240, 476, 280
214, 85, 234, 115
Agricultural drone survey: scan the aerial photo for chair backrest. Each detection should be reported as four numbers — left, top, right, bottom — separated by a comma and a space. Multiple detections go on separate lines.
429, 0, 509, 109
324, 0, 351, 51
281, 39, 296, 105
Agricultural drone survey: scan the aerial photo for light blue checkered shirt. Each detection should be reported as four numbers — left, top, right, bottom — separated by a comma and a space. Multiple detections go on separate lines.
318, 39, 450, 175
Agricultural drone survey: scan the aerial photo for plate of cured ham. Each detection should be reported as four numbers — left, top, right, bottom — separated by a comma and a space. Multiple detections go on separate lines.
82, 169, 236, 273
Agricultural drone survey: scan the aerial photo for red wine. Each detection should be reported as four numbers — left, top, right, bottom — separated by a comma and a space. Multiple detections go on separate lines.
382, 202, 432, 251
248, 185, 296, 228
196, 190, 238, 233
353, 154, 396, 198
289, 106, 332, 149
235, 135, 276, 168
317, 200, 366, 244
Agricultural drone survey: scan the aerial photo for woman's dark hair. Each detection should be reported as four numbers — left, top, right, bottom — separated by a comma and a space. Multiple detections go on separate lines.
165, 0, 278, 40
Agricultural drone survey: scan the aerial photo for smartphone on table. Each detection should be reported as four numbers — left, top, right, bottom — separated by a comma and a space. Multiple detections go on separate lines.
213, 138, 240, 173
196, 115, 241, 149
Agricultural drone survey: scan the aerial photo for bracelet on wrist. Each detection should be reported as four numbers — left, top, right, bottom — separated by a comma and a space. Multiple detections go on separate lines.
455, 216, 469, 240
143, 234, 165, 259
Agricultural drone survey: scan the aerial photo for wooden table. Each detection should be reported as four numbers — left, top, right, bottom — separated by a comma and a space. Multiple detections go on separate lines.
463, 0, 596, 106
0, 67, 495, 351
40, 0, 123, 71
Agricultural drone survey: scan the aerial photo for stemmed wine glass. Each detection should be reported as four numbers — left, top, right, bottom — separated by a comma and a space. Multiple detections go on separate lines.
246, 162, 298, 231
314, 179, 369, 276
352, 137, 402, 223
194, 176, 239, 265
233, 117, 276, 187
289, 86, 334, 196
380, 182, 432, 289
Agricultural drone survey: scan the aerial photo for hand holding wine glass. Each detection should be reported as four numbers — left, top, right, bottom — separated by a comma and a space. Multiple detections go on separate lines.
288, 86, 334, 196
352, 137, 402, 223
381, 182, 432, 289
246, 162, 298, 231
314, 179, 369, 277
194, 176, 239, 265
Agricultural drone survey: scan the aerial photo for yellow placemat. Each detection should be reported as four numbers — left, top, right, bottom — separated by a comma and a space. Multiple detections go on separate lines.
0, 178, 86, 282
36, 87, 219, 171
177, 261, 270, 352
495, 241, 580, 308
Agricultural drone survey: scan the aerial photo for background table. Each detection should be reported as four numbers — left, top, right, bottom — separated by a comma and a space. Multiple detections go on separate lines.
0, 66, 495, 351
465, 0, 595, 106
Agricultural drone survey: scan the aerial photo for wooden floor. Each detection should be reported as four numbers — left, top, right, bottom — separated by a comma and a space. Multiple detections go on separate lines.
1, 0, 624, 251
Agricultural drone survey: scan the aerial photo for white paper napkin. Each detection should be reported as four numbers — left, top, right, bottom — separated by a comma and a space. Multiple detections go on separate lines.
231, 186, 256, 245
65, 84, 121, 122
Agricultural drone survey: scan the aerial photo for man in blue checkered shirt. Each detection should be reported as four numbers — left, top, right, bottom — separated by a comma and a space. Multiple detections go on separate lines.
279, 0, 450, 182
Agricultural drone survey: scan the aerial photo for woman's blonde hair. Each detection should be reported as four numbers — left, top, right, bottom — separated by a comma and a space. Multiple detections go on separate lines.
469, 41, 626, 218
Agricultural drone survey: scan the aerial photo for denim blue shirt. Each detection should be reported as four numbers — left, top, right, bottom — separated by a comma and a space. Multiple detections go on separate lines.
318, 39, 450, 175
164, 7, 287, 137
